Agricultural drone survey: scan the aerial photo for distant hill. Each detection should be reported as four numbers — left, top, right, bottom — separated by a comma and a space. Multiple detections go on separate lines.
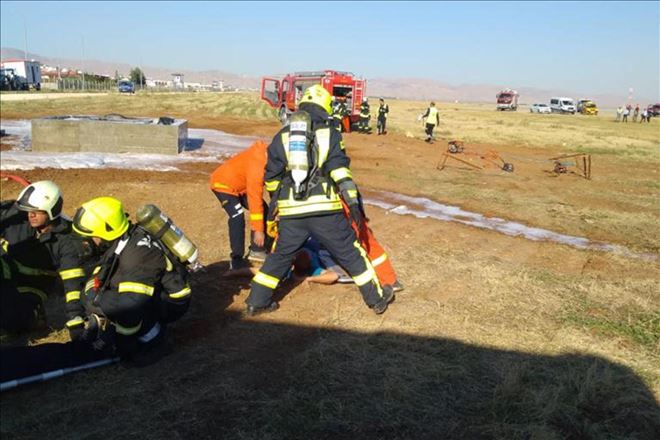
1, 47, 640, 107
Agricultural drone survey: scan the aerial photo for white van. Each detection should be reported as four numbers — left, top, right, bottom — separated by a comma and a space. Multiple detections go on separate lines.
550, 97, 576, 114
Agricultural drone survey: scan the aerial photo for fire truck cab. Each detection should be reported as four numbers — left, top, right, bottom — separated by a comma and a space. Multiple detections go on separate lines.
496, 88, 519, 111
261, 70, 366, 125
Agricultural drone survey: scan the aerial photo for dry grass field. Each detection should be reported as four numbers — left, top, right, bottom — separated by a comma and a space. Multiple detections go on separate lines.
1, 92, 658, 439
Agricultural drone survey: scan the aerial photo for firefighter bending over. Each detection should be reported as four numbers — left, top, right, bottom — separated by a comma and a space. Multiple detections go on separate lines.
210, 140, 271, 273
247, 84, 394, 316
72, 197, 192, 365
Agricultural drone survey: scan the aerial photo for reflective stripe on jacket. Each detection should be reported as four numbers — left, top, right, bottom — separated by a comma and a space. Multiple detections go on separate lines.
264, 111, 354, 219
209, 140, 268, 232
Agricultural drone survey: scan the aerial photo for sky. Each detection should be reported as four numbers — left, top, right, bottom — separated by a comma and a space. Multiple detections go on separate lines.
1, 1, 658, 99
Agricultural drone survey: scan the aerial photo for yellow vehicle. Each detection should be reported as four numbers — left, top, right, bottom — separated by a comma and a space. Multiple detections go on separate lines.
578, 100, 599, 115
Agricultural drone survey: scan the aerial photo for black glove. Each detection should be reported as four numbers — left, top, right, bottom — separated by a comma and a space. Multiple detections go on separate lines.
338, 180, 364, 234
68, 322, 85, 342
348, 202, 364, 233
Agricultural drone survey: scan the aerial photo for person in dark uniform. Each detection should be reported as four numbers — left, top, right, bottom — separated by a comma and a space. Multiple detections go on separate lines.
247, 84, 394, 316
1, 180, 92, 337
377, 98, 389, 135
72, 196, 192, 365
359, 97, 372, 134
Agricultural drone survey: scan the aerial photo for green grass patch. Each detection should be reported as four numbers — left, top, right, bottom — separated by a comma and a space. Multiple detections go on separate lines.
562, 300, 660, 350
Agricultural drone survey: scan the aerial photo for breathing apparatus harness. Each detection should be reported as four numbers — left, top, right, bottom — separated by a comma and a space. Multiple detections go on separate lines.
285, 110, 330, 202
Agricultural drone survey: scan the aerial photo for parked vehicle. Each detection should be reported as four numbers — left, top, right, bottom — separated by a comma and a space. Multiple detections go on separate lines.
577, 99, 598, 115
496, 89, 519, 111
0, 68, 26, 91
530, 103, 551, 114
118, 79, 135, 94
550, 97, 576, 114
0, 59, 41, 90
260, 70, 366, 125
647, 103, 660, 117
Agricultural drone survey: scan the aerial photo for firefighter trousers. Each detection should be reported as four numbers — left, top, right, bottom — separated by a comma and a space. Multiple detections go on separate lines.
214, 191, 268, 265
425, 123, 436, 140
247, 213, 384, 309
377, 117, 387, 134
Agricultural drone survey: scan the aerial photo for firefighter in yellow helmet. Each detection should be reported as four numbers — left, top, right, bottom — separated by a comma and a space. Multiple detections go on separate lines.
247, 84, 394, 316
72, 197, 191, 364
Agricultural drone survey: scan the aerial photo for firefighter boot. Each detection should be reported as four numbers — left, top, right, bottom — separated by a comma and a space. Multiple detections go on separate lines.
372, 285, 395, 315
246, 301, 280, 317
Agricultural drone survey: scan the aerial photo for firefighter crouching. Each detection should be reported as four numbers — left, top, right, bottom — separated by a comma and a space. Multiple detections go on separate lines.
1, 181, 92, 336
247, 84, 394, 316
72, 197, 192, 365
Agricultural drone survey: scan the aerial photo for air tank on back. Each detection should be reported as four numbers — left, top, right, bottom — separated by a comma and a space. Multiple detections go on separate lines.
288, 111, 312, 199
135, 204, 202, 271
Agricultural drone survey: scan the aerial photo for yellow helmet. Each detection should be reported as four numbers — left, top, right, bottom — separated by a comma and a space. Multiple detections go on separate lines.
300, 84, 332, 114
72, 197, 129, 241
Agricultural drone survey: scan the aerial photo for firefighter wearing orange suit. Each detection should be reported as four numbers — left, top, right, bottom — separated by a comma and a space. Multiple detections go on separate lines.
210, 140, 270, 271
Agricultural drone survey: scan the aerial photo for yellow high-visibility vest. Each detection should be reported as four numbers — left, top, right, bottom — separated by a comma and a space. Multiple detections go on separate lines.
426, 107, 438, 125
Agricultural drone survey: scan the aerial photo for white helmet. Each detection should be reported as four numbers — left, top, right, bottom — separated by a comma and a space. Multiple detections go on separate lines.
16, 180, 63, 220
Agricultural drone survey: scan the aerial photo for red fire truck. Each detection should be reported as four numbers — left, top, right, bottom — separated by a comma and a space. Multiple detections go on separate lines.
496, 89, 519, 111
260, 70, 366, 125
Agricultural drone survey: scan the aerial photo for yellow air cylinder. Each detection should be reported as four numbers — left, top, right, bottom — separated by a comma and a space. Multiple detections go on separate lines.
136, 204, 199, 266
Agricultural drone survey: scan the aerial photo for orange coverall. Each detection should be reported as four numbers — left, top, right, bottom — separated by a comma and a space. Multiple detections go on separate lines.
209, 140, 268, 233
341, 200, 397, 287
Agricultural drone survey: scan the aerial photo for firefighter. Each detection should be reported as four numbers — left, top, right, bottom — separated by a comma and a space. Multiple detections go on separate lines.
331, 97, 346, 132
1, 181, 92, 337
422, 101, 440, 143
72, 197, 192, 365
377, 98, 389, 135
247, 84, 394, 316
210, 140, 271, 272
359, 97, 371, 134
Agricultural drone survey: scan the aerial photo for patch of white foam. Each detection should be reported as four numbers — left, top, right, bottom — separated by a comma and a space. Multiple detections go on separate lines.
364, 191, 657, 261
0, 120, 259, 171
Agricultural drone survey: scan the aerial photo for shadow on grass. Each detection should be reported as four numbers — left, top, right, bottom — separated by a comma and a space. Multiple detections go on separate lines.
2, 276, 659, 440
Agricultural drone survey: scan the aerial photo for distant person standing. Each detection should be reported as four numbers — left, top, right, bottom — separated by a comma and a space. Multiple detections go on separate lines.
622, 106, 629, 123
616, 106, 623, 122
376, 98, 389, 135
633, 104, 640, 122
421, 102, 440, 143
358, 98, 371, 134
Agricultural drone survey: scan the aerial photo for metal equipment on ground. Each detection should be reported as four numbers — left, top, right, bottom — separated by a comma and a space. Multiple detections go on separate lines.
549, 153, 592, 179
437, 140, 514, 173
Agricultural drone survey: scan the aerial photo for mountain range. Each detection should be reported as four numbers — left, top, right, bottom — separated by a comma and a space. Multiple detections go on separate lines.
1, 47, 644, 108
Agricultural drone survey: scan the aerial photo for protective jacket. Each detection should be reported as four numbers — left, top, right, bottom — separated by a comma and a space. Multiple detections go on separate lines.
378, 104, 389, 120
360, 102, 370, 118
264, 105, 354, 219
0, 201, 92, 333
209, 140, 268, 232
423, 106, 439, 125
82, 225, 191, 355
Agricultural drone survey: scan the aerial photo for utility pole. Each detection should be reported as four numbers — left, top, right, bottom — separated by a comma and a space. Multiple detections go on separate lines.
23, 17, 28, 60
81, 36, 86, 91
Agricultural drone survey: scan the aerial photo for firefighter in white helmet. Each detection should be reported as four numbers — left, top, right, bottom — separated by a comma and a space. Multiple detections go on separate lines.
1, 181, 93, 336
246, 84, 394, 316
